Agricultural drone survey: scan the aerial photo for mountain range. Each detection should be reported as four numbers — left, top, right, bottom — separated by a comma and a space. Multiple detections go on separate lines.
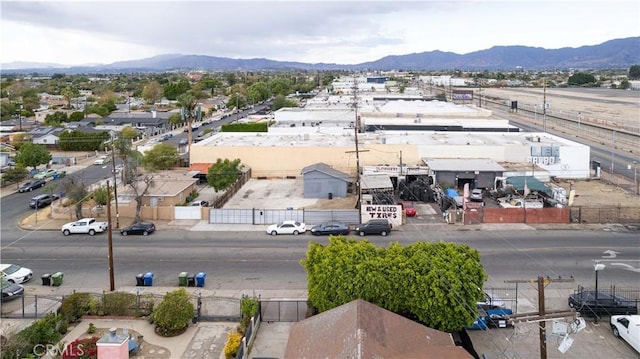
2, 37, 638, 73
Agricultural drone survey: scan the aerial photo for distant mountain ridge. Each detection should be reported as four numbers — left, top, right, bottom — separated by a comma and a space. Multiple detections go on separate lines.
2, 37, 638, 73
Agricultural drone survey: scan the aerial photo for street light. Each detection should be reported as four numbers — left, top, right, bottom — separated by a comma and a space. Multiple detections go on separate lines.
594, 262, 606, 323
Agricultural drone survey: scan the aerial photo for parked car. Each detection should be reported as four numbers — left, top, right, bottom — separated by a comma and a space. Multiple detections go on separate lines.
477, 291, 507, 310
470, 188, 484, 202
310, 221, 350, 236
1, 278, 24, 302
191, 200, 209, 207
0, 264, 33, 284
33, 169, 57, 180
29, 194, 56, 209
569, 290, 638, 317
355, 219, 392, 236
179, 139, 188, 145
94, 155, 110, 165
120, 222, 156, 236
399, 201, 417, 217
267, 220, 306, 236
18, 179, 46, 192
61, 217, 108, 236
611, 315, 640, 354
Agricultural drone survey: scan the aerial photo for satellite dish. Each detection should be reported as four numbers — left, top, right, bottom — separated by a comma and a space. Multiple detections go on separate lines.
558, 335, 574, 354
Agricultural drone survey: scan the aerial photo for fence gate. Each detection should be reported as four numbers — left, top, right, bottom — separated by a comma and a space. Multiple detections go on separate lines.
260, 300, 308, 322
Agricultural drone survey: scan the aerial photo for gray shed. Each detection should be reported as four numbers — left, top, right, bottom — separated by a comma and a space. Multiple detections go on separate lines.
300, 163, 350, 199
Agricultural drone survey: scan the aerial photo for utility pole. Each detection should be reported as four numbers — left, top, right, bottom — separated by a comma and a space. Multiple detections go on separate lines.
505, 276, 576, 359
542, 77, 547, 132
106, 180, 115, 291
111, 141, 120, 228
353, 77, 362, 210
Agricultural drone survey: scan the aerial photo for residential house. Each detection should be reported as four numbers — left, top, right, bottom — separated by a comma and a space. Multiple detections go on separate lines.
30, 127, 64, 146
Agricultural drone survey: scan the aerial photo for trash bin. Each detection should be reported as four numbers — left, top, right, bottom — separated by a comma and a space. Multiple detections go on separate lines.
143, 272, 154, 286
187, 275, 195, 287
51, 272, 64, 286
328, 192, 333, 200
135, 273, 144, 286
195, 272, 206, 287
178, 272, 188, 287
41, 273, 51, 286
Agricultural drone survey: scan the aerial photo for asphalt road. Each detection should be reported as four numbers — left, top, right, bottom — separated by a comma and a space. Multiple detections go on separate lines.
2, 228, 638, 292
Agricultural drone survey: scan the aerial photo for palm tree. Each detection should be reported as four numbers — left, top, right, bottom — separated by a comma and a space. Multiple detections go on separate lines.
177, 93, 197, 152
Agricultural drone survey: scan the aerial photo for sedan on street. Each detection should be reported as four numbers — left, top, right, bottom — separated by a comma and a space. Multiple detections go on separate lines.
18, 179, 46, 192
310, 221, 350, 235
267, 220, 306, 236
0, 264, 34, 284
1, 278, 24, 302
120, 222, 156, 236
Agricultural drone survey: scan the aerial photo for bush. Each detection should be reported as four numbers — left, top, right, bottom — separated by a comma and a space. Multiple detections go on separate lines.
62, 336, 98, 359
185, 190, 199, 204
102, 292, 137, 316
59, 293, 97, 322
241, 296, 259, 319
223, 331, 243, 359
2, 313, 64, 359
153, 288, 194, 337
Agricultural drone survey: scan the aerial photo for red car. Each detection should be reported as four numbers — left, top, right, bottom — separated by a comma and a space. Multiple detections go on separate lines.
400, 201, 417, 217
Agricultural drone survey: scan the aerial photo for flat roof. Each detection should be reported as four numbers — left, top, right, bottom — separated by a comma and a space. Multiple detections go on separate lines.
423, 158, 506, 172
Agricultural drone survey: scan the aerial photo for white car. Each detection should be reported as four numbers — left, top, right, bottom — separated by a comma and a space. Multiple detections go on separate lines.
33, 169, 57, 180
611, 315, 640, 354
0, 264, 34, 284
94, 155, 110, 165
61, 217, 108, 236
267, 220, 306, 236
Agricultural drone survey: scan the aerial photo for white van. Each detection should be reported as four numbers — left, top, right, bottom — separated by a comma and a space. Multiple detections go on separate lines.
611, 315, 640, 354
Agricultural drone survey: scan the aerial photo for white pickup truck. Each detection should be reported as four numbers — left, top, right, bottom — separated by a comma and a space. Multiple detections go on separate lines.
61, 218, 108, 236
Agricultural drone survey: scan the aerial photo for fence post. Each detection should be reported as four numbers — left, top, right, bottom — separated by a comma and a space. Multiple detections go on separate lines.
22, 294, 26, 318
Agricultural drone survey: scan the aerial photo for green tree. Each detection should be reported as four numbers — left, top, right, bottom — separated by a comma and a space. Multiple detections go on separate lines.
44, 111, 69, 126
142, 81, 163, 104
14, 143, 51, 171
143, 143, 179, 170
628, 65, 640, 80
3, 165, 29, 189
272, 94, 298, 111
177, 93, 197, 150
61, 86, 80, 109
301, 237, 487, 332
206, 158, 241, 192
68, 111, 84, 122
567, 72, 597, 86
168, 113, 183, 129
0, 101, 16, 121
61, 174, 89, 220
93, 186, 111, 206
120, 126, 138, 140
153, 288, 194, 336
164, 79, 191, 100
619, 79, 630, 90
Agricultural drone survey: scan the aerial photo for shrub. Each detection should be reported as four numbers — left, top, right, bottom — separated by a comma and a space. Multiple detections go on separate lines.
102, 292, 137, 316
223, 331, 243, 359
87, 323, 96, 334
240, 296, 259, 319
59, 293, 97, 322
153, 288, 194, 337
185, 190, 199, 203
2, 313, 64, 359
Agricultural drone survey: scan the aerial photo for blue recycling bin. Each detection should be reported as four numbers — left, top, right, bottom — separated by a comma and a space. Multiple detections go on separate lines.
143, 272, 154, 286
195, 272, 206, 287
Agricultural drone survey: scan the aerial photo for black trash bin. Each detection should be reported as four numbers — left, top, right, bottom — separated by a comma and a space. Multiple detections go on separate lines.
187, 275, 196, 287
41, 273, 51, 286
135, 273, 144, 286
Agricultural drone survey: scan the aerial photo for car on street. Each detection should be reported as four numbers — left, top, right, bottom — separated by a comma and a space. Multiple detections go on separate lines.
568, 290, 638, 317
470, 188, 484, 202
1, 278, 24, 302
399, 201, 417, 217
477, 291, 507, 310
310, 221, 350, 235
61, 217, 109, 236
267, 220, 306, 236
179, 139, 188, 145
33, 169, 58, 180
29, 194, 56, 209
0, 264, 33, 284
19, 179, 46, 192
354, 219, 392, 236
610, 315, 640, 354
112, 164, 124, 174
191, 200, 209, 207
120, 222, 156, 236
94, 155, 110, 165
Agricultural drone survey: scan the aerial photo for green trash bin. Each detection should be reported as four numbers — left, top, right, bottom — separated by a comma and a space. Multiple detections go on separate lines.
52, 272, 64, 286
178, 272, 188, 286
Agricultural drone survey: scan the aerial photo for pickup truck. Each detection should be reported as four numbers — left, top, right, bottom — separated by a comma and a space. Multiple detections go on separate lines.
61, 218, 108, 236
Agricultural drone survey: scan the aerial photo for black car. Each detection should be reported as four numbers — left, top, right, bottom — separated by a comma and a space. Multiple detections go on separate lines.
354, 219, 392, 236
120, 222, 156, 236
1, 278, 24, 302
19, 179, 46, 193
310, 221, 350, 236
568, 290, 638, 317
29, 194, 55, 209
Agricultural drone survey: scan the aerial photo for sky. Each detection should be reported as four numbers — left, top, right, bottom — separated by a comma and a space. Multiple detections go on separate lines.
1, 0, 639, 67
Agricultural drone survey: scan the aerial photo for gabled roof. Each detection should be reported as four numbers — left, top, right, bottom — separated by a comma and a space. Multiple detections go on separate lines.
284, 299, 472, 359
300, 162, 349, 181
29, 127, 64, 138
